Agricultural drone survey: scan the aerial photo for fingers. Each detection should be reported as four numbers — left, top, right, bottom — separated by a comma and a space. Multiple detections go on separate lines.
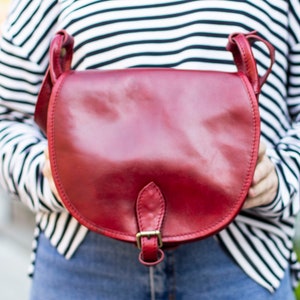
43, 147, 62, 201
242, 141, 278, 210
257, 141, 266, 162
243, 166, 278, 209
251, 154, 273, 186
42, 148, 51, 178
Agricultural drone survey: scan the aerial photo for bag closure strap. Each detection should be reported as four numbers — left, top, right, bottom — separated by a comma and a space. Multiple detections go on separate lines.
226, 31, 275, 95
136, 182, 165, 266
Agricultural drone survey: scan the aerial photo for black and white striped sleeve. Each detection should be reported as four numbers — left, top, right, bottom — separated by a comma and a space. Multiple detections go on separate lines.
0, 0, 65, 212
253, 1, 300, 219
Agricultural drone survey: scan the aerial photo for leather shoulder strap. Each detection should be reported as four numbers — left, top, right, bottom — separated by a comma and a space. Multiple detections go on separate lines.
34, 30, 74, 134
226, 31, 275, 95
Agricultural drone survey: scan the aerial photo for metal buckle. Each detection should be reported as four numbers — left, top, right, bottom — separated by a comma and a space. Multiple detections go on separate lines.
136, 230, 163, 249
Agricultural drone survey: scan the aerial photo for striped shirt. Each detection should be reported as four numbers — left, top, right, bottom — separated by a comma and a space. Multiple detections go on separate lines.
0, 0, 300, 293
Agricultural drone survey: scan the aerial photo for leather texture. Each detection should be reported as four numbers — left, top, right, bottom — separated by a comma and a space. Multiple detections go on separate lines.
35, 31, 275, 265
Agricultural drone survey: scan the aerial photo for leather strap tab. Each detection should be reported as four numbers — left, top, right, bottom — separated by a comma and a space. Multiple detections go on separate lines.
226, 31, 275, 95
136, 182, 165, 266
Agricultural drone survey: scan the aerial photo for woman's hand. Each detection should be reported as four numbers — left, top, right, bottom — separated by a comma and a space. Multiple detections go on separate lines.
242, 141, 279, 209
43, 148, 62, 201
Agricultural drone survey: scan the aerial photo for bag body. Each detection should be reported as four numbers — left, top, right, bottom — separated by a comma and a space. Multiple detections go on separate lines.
35, 31, 274, 265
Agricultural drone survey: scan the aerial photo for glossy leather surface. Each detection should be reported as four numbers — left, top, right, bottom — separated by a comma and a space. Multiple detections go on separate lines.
48, 67, 259, 242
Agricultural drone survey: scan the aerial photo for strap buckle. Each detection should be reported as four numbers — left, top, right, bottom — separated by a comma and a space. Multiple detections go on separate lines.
136, 230, 163, 249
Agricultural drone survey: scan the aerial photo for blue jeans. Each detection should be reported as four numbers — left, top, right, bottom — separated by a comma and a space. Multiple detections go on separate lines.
30, 231, 295, 300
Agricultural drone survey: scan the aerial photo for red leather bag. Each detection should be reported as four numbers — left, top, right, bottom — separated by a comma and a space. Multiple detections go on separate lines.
35, 31, 274, 266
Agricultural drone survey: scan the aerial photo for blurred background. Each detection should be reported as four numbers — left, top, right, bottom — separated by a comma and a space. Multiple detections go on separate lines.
0, 0, 300, 299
